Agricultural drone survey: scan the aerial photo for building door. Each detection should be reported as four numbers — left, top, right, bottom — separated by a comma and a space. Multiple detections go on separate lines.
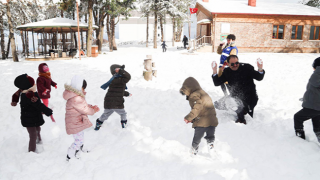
206, 24, 211, 36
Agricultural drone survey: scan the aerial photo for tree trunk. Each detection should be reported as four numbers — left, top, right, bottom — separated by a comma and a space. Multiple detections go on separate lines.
73, 11, 77, 48
61, 9, 64, 18
146, 13, 149, 47
6, 34, 10, 58
7, 0, 18, 61
109, 16, 114, 52
176, 23, 183, 42
153, 12, 157, 49
87, 0, 93, 57
106, 15, 113, 52
20, 31, 25, 54
160, 15, 164, 42
0, 16, 5, 59
98, 18, 104, 54
112, 17, 117, 51
172, 17, 175, 46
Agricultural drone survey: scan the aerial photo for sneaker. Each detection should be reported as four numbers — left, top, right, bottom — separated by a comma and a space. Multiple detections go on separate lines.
235, 119, 247, 125
190, 146, 199, 155
94, 119, 103, 131
121, 120, 127, 128
295, 129, 306, 140
80, 145, 89, 153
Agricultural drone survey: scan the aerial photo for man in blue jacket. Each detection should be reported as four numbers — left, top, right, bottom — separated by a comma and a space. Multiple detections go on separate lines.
294, 57, 320, 142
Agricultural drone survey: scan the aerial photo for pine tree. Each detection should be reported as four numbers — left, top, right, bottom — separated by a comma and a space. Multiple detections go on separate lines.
301, 0, 320, 7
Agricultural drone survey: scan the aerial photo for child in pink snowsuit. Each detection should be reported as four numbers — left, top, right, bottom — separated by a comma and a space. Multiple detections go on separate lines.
63, 75, 99, 160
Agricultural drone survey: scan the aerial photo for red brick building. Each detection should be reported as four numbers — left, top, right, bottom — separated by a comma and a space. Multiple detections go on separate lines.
195, 0, 320, 53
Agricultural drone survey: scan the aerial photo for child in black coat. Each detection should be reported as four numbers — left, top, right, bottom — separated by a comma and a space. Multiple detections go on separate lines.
11, 74, 53, 152
161, 41, 167, 52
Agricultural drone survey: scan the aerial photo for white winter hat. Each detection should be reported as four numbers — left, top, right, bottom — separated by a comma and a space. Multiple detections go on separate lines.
70, 75, 84, 91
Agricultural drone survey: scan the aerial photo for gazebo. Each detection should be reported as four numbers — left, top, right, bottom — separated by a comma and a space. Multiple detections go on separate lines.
17, 18, 98, 61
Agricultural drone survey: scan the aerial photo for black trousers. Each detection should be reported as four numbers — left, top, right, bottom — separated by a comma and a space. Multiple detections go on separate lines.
26, 126, 41, 152
192, 126, 216, 148
294, 108, 320, 132
162, 47, 166, 52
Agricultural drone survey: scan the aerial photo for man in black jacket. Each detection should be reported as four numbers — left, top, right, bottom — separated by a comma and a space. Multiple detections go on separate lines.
211, 55, 265, 124
182, 35, 188, 49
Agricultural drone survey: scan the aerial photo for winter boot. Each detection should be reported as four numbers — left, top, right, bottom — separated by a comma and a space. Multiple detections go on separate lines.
295, 129, 306, 140
80, 144, 90, 153
207, 141, 214, 150
94, 119, 103, 131
121, 120, 127, 128
190, 146, 199, 155
315, 132, 320, 143
66, 148, 80, 161
235, 119, 247, 125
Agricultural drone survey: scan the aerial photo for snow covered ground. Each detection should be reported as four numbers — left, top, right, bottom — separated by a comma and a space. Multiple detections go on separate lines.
1, 43, 320, 180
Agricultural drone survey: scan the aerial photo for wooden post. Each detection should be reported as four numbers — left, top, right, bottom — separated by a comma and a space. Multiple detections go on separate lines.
212, 14, 216, 53
44, 29, 47, 58
32, 29, 35, 58
76, 2, 81, 60
24, 30, 27, 57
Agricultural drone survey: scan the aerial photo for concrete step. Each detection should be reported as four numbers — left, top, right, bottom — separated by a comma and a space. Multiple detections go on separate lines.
197, 45, 212, 52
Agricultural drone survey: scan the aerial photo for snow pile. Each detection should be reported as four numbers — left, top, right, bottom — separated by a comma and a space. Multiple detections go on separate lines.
1, 45, 320, 180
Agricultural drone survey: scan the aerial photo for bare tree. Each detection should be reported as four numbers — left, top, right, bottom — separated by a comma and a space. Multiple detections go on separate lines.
87, 0, 93, 57
6, 0, 18, 62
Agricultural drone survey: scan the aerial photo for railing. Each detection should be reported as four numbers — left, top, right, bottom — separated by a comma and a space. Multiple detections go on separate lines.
190, 35, 211, 51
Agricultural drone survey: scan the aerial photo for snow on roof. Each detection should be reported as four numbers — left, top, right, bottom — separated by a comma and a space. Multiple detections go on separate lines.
197, 19, 211, 24
197, 0, 320, 16
17, 18, 98, 29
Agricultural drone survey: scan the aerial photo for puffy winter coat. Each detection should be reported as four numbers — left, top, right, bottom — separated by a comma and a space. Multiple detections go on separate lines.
104, 64, 131, 109
37, 76, 57, 99
212, 63, 265, 116
63, 84, 94, 135
180, 77, 218, 128
302, 67, 320, 111
20, 91, 52, 127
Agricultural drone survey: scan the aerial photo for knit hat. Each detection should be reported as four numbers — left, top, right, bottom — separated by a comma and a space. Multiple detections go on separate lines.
70, 75, 84, 91
39, 63, 49, 73
312, 57, 320, 69
14, 74, 34, 90
12, 74, 37, 106
110, 64, 125, 75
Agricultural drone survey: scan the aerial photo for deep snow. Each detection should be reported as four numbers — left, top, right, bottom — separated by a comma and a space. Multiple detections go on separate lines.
1, 43, 320, 180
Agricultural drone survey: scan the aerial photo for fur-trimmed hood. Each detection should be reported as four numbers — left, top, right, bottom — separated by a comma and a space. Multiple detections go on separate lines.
63, 84, 85, 101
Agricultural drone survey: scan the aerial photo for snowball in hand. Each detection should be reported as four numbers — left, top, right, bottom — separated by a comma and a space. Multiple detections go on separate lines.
212, 61, 216, 68
257, 58, 263, 64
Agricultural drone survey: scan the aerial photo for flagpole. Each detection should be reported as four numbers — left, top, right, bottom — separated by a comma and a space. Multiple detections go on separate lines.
189, 10, 191, 40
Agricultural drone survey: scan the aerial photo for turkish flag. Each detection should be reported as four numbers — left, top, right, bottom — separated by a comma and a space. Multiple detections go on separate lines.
190, 8, 198, 14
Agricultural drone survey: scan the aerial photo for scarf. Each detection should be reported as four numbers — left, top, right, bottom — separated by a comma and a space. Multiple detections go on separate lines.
39, 72, 51, 79
11, 85, 38, 106
101, 74, 127, 90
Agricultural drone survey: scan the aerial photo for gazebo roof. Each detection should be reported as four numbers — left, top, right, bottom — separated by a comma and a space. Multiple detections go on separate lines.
17, 18, 99, 33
